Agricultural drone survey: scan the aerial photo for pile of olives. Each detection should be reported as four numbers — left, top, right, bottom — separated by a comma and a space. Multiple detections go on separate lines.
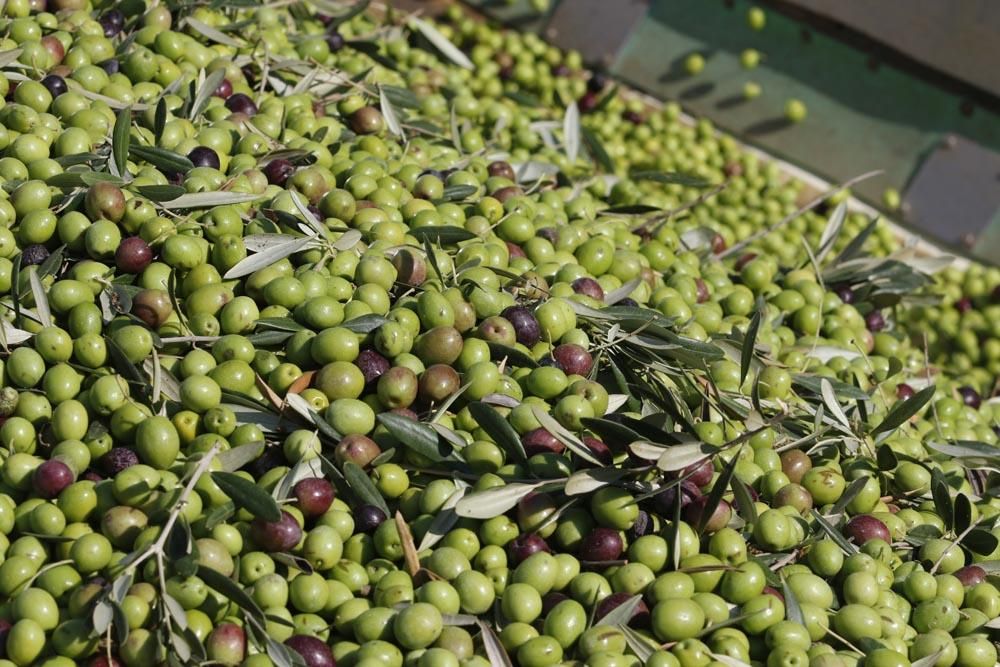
0, 1, 993, 667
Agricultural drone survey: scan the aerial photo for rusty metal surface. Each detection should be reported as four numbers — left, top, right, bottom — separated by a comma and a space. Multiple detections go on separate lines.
903, 135, 1000, 264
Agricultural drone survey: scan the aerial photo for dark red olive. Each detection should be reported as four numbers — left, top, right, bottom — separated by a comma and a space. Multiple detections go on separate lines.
33, 459, 74, 499
683, 496, 732, 533
487, 161, 516, 181
834, 284, 855, 304
325, 31, 345, 52
571, 277, 605, 301
958, 385, 982, 409
500, 306, 541, 347
954, 565, 987, 586
865, 310, 886, 332
284, 635, 334, 667
115, 237, 153, 274
578, 527, 623, 562
40, 74, 67, 98
213, 78, 233, 99
695, 278, 710, 303
622, 110, 644, 124
225, 93, 258, 116
521, 428, 565, 457
250, 511, 303, 552
654, 479, 701, 515
581, 436, 613, 466
955, 297, 973, 314
262, 158, 295, 186
98, 10, 124, 36
682, 458, 714, 487
735, 253, 758, 271
710, 233, 727, 254
355, 349, 390, 386
578, 91, 599, 112
101, 448, 138, 475
491, 186, 523, 204
508, 533, 550, 564
896, 383, 915, 400
188, 146, 220, 170
843, 514, 890, 545
354, 504, 387, 533
588, 72, 608, 92
552, 344, 593, 376
292, 478, 335, 518
97, 59, 120, 75
20, 244, 48, 266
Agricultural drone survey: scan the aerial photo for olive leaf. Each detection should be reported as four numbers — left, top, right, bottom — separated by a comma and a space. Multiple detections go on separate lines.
911, 651, 946, 667
437, 184, 478, 202
604, 277, 641, 306
830, 476, 870, 517
487, 342, 538, 369
730, 476, 758, 523
564, 467, 629, 496
160, 191, 263, 210
820, 379, 852, 432
153, 97, 167, 143
781, 575, 806, 625
417, 486, 467, 552
811, 509, 859, 555
696, 449, 739, 534
468, 401, 526, 461
135, 185, 186, 201
210, 472, 282, 522
342, 461, 391, 516
183, 16, 244, 47
630, 170, 713, 188
656, 442, 719, 472
962, 530, 999, 555
870, 385, 934, 438
477, 620, 514, 667
815, 201, 847, 264
930, 469, 954, 532
620, 624, 657, 662
409, 18, 473, 70
581, 126, 615, 173
223, 236, 317, 279
409, 226, 476, 245
197, 565, 266, 624
379, 85, 404, 138
531, 406, 603, 466
710, 653, 754, 667
111, 106, 131, 177
340, 314, 389, 333
129, 145, 194, 174
563, 100, 580, 164
189, 69, 227, 121
954, 493, 973, 535
455, 481, 563, 519
28, 269, 51, 328
740, 302, 763, 385
377, 412, 456, 463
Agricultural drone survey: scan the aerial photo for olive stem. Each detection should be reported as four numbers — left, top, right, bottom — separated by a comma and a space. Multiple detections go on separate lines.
929, 519, 981, 575
123, 442, 222, 574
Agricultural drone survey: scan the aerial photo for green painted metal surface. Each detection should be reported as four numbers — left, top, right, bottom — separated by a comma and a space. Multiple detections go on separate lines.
610, 0, 1000, 206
